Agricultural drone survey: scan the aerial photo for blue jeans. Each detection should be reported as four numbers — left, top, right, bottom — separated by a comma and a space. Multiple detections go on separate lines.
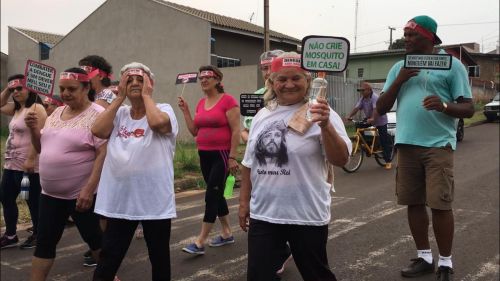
377, 124, 393, 162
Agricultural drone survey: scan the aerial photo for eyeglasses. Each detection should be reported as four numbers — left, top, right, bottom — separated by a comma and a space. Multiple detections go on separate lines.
9, 86, 23, 93
357, 88, 365, 92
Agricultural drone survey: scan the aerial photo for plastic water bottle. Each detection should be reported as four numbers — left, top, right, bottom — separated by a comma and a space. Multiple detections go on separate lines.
223, 175, 235, 199
306, 77, 328, 121
19, 173, 30, 200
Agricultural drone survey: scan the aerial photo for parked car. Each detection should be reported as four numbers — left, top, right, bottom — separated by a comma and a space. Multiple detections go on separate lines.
483, 93, 500, 122
385, 105, 464, 142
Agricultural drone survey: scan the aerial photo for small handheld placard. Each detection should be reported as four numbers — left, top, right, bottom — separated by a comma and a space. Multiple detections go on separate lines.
175, 72, 198, 97
23, 60, 56, 97
404, 54, 452, 70
175, 72, 198, 84
240, 93, 264, 117
301, 36, 350, 72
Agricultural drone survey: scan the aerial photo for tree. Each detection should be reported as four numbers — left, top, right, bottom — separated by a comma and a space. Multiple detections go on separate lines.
389, 37, 405, 50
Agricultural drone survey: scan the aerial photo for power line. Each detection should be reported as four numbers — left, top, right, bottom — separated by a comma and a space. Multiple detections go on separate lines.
356, 41, 387, 49
440, 21, 499, 27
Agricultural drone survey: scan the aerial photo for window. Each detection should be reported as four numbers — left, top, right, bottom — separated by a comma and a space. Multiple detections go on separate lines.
39, 42, 52, 60
210, 54, 241, 68
357, 68, 364, 78
468, 65, 480, 77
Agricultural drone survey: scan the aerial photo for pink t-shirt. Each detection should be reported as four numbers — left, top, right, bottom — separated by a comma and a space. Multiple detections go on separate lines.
4, 108, 39, 172
194, 94, 238, 150
39, 103, 106, 199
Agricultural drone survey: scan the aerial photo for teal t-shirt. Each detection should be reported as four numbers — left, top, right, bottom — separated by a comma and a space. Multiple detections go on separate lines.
382, 50, 472, 150
243, 87, 266, 129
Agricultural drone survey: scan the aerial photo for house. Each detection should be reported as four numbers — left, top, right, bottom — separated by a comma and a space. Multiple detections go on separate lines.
4, 0, 300, 139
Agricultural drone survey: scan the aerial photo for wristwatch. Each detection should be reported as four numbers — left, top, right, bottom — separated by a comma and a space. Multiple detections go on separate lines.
442, 102, 448, 113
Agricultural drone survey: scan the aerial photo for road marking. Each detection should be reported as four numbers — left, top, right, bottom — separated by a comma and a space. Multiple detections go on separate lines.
172, 196, 355, 230
460, 255, 499, 281
346, 208, 492, 276
328, 201, 405, 240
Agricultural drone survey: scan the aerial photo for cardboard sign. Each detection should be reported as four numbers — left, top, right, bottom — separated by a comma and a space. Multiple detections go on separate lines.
175, 72, 198, 84
24, 60, 56, 97
301, 36, 350, 72
404, 54, 452, 70
240, 93, 264, 117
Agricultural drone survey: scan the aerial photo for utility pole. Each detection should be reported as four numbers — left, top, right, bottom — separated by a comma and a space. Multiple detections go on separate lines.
353, 0, 359, 52
264, 0, 270, 52
388, 26, 396, 48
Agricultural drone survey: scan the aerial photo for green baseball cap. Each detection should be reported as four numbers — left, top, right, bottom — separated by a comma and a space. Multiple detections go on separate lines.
411, 15, 442, 45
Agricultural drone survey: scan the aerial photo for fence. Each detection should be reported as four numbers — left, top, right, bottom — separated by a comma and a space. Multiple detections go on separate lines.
323, 75, 362, 117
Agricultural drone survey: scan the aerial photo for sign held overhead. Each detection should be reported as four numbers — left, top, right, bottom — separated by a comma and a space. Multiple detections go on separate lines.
301, 36, 350, 72
404, 54, 452, 70
23, 60, 56, 97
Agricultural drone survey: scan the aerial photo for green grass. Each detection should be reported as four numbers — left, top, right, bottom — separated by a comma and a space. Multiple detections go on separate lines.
464, 110, 486, 126
174, 141, 200, 179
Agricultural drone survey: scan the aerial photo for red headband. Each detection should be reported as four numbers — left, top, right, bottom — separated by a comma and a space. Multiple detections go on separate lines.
199, 70, 217, 78
60, 72, 90, 82
8, 79, 24, 89
404, 21, 435, 43
270, 56, 305, 73
80, 66, 113, 80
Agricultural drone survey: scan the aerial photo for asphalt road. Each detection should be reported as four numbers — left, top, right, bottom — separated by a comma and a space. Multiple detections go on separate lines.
1, 123, 498, 281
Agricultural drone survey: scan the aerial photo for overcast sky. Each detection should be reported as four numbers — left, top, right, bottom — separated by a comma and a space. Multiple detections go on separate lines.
1, 0, 499, 55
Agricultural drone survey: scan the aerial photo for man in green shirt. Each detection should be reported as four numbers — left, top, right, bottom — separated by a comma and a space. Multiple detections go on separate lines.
377, 15, 474, 281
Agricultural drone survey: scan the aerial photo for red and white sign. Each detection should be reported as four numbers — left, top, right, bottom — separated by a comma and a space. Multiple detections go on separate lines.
24, 60, 56, 97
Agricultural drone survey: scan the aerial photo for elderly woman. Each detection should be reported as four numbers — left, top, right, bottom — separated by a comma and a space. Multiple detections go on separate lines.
178, 65, 240, 255
0, 74, 46, 250
24, 68, 106, 281
238, 52, 352, 281
91, 62, 178, 281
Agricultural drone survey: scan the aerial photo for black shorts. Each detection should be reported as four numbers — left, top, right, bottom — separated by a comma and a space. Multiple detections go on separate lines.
34, 193, 102, 259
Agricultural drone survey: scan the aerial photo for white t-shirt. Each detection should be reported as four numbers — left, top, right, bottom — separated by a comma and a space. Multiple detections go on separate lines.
95, 104, 178, 220
242, 103, 351, 226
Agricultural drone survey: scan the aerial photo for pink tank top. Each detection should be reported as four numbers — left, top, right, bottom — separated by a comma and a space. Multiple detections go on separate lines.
4, 108, 39, 172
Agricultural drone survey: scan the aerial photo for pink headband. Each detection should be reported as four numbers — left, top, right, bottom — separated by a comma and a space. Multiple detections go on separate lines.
60, 72, 90, 82
124, 68, 145, 77
270, 56, 305, 73
199, 70, 217, 78
8, 79, 24, 89
404, 21, 435, 43
80, 66, 113, 80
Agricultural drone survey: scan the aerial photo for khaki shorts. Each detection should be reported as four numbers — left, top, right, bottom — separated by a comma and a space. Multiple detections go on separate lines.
396, 144, 454, 210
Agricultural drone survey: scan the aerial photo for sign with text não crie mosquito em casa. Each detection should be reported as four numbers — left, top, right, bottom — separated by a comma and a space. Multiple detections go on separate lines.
301, 36, 350, 73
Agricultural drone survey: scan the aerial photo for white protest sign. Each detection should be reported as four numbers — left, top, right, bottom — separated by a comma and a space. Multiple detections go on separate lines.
24, 60, 56, 97
301, 36, 350, 72
404, 54, 452, 70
